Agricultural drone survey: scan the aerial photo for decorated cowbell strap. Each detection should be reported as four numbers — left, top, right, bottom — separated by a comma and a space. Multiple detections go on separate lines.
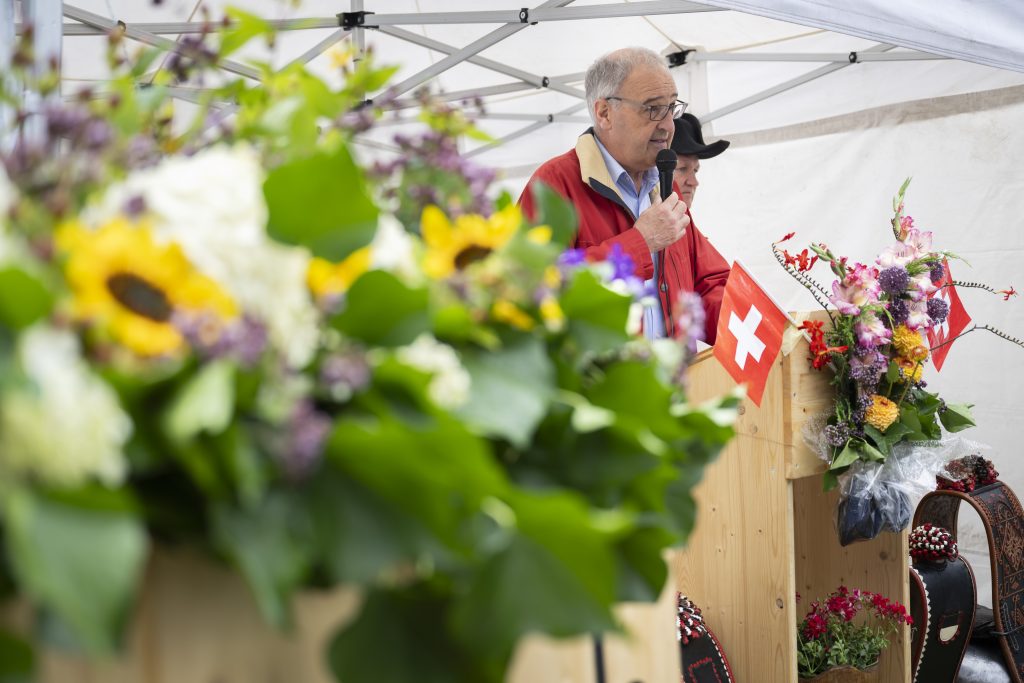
908, 557, 976, 682
915, 483, 1024, 683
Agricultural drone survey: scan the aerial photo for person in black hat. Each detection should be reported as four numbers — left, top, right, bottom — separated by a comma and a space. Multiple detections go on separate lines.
670, 113, 730, 210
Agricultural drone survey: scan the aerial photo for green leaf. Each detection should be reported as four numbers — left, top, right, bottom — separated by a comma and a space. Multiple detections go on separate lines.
0, 267, 53, 331
162, 360, 236, 442
830, 443, 859, 469
860, 441, 886, 462
211, 493, 313, 629
331, 271, 429, 346
885, 361, 900, 384
4, 490, 147, 653
264, 144, 378, 260
450, 535, 617, 663
456, 335, 555, 448
528, 182, 577, 247
939, 403, 976, 433
614, 525, 673, 601
586, 361, 680, 439
862, 425, 890, 456
220, 8, 275, 57
881, 420, 912, 446
560, 270, 632, 356
0, 628, 34, 683
898, 407, 927, 440
822, 469, 840, 491
308, 468, 447, 583
327, 413, 506, 545
330, 586, 496, 683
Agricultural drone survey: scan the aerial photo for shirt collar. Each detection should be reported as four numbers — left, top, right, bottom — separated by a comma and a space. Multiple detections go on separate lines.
593, 135, 658, 199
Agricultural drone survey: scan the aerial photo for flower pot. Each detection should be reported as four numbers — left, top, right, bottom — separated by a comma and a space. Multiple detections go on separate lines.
803, 663, 880, 683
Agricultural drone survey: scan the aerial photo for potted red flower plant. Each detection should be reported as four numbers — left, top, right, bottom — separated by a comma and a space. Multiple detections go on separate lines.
797, 586, 912, 681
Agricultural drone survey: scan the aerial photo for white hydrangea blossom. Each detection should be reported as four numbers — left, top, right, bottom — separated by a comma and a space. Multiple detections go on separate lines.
0, 326, 132, 487
87, 144, 320, 368
396, 334, 471, 409
370, 214, 420, 282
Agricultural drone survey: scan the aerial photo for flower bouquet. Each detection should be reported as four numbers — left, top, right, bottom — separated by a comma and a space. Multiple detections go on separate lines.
0, 13, 737, 683
797, 586, 912, 680
774, 180, 991, 544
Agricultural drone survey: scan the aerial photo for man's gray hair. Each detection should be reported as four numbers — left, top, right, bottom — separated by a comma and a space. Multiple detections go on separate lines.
584, 47, 669, 124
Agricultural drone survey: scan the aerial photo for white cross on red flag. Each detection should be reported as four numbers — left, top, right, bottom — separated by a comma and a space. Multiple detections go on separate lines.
713, 262, 790, 406
927, 259, 971, 371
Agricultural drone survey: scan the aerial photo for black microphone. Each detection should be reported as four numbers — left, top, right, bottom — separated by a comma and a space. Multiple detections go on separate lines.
656, 148, 676, 201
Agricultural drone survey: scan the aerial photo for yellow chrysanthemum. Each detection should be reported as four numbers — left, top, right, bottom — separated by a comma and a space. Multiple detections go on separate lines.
421, 204, 522, 279
57, 218, 237, 357
492, 299, 535, 331
896, 357, 924, 383
908, 344, 930, 362
892, 324, 925, 357
307, 247, 372, 301
865, 395, 900, 432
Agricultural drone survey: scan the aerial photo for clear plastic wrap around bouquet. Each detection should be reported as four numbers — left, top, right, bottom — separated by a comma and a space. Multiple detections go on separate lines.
775, 180, 1002, 545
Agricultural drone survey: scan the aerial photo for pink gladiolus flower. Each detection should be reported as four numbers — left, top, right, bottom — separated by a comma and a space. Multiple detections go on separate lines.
900, 215, 914, 232
906, 300, 931, 330
876, 242, 916, 269
829, 263, 880, 315
907, 272, 937, 302
902, 228, 933, 256
855, 312, 892, 349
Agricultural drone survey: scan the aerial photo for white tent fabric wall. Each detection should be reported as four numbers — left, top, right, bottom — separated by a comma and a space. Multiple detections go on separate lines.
27, 0, 1024, 609
689, 94, 1024, 604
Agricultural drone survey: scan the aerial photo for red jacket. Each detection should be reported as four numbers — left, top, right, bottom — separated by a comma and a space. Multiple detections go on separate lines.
518, 130, 730, 344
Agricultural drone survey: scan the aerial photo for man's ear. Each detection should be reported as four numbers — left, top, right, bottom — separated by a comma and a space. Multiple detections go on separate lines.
593, 99, 612, 131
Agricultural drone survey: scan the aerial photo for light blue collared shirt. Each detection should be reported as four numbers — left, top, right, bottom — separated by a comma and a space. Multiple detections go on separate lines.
593, 137, 666, 339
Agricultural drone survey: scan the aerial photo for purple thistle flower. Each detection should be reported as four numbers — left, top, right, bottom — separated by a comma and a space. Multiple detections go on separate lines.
888, 298, 909, 325
878, 266, 910, 295
927, 298, 949, 324
930, 261, 946, 284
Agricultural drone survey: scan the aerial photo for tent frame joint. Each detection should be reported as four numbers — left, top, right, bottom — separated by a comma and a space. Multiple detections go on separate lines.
848, 51, 858, 63
338, 11, 376, 30
667, 49, 696, 68
519, 8, 535, 24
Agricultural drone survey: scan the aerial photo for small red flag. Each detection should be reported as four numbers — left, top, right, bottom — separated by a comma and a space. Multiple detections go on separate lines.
927, 260, 971, 371
713, 262, 790, 406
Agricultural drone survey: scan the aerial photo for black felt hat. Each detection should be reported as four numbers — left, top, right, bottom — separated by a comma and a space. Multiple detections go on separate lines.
670, 113, 730, 159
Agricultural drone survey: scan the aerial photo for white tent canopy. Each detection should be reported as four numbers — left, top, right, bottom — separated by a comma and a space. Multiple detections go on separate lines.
9, 0, 1024, 605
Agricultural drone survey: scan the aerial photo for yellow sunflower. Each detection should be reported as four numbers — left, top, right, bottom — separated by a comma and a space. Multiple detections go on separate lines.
421, 204, 522, 279
56, 218, 237, 357
307, 247, 372, 301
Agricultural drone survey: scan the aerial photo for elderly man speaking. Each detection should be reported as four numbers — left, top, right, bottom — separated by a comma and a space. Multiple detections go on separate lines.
519, 47, 729, 344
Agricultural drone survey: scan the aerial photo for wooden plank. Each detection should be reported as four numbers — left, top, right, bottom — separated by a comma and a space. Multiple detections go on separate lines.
673, 350, 799, 681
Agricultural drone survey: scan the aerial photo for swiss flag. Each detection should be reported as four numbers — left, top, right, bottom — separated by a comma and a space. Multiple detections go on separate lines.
713, 262, 790, 406
927, 260, 971, 371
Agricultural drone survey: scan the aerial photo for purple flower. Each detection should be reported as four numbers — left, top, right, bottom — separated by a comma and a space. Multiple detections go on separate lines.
824, 423, 851, 447
905, 300, 931, 330
557, 248, 587, 269
674, 291, 706, 354
877, 266, 909, 295
320, 351, 372, 400
849, 351, 886, 385
607, 243, 636, 282
888, 298, 909, 325
929, 261, 946, 284
927, 298, 949, 324
829, 263, 881, 315
281, 400, 332, 480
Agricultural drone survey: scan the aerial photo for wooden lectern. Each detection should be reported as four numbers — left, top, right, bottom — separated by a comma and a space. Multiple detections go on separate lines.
511, 328, 912, 682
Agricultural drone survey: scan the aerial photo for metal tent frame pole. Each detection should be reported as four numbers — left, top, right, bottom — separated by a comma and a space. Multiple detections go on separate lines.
62, 4, 261, 81
689, 50, 944, 63
465, 100, 589, 158
703, 42, 896, 122
379, 25, 586, 100
382, 0, 576, 100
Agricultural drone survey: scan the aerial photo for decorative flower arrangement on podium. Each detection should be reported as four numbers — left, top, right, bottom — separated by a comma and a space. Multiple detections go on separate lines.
774, 179, 1020, 545
0, 14, 737, 683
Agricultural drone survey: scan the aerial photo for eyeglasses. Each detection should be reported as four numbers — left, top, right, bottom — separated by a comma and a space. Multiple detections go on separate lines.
605, 96, 687, 121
